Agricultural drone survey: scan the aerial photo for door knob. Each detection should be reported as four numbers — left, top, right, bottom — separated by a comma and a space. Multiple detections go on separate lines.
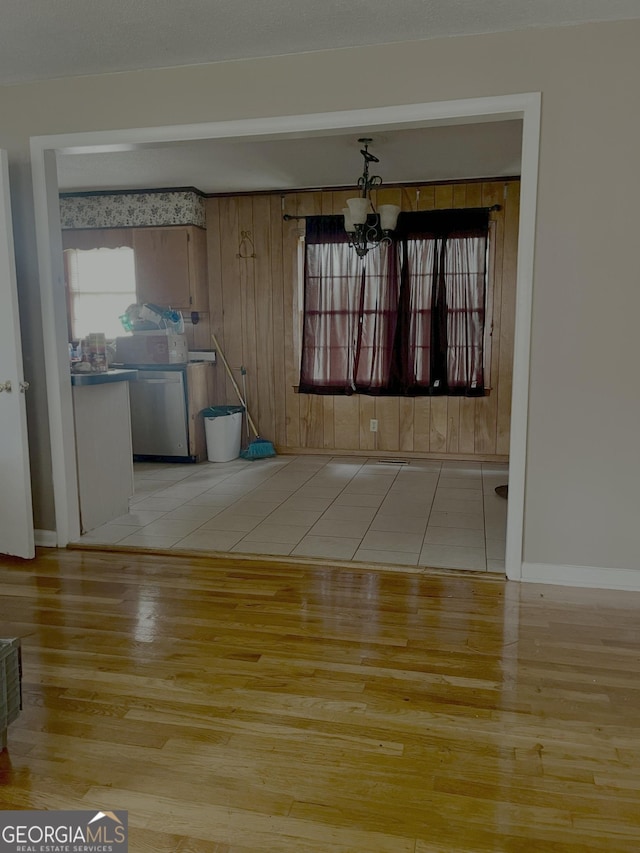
19, 381, 29, 393
0, 380, 11, 392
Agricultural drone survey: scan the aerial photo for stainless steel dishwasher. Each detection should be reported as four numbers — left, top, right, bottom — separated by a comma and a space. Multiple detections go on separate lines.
128, 367, 190, 458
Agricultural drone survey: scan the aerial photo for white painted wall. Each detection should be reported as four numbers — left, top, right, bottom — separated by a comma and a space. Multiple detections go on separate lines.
1, 20, 639, 578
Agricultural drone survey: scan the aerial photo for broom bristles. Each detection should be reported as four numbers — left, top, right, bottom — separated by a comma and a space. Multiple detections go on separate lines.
240, 437, 276, 460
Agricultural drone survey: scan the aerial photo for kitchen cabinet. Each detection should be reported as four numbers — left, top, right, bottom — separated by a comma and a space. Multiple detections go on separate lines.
62, 225, 209, 313
133, 226, 208, 312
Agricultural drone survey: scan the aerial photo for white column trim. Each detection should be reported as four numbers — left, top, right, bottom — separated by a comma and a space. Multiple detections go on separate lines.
505, 93, 541, 581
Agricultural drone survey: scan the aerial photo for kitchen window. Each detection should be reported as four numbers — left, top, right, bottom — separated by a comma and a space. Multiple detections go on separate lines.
298, 208, 492, 396
65, 246, 137, 340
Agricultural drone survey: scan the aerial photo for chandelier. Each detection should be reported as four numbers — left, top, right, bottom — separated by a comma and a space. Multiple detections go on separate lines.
343, 138, 400, 259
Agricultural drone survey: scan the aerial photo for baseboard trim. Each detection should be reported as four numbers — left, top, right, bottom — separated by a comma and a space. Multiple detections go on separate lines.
522, 561, 640, 591
278, 448, 509, 463
34, 529, 57, 548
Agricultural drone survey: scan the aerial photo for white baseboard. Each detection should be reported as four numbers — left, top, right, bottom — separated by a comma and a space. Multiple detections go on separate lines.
522, 561, 640, 591
34, 529, 57, 547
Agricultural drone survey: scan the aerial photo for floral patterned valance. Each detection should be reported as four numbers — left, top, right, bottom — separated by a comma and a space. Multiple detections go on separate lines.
59, 191, 206, 229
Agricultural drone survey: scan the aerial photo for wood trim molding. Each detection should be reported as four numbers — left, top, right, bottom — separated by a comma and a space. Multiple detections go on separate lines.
277, 447, 509, 462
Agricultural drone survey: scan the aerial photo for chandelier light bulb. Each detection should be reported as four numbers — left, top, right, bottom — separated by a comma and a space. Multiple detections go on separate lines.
342, 207, 356, 233
346, 197, 371, 225
378, 204, 401, 232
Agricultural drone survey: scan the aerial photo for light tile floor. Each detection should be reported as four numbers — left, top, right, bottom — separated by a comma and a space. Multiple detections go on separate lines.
75, 455, 509, 573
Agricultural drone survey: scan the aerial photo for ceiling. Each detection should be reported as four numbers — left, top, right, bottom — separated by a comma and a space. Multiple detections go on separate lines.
41, 1, 637, 195
56, 121, 524, 195
3, 0, 639, 87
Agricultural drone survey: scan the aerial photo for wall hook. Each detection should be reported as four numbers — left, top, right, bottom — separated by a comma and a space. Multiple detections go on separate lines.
237, 230, 256, 259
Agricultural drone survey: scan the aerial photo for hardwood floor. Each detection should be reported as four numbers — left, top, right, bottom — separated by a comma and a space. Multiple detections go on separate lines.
1, 548, 639, 851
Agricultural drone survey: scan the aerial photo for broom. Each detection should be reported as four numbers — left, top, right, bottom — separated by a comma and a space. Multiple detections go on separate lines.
211, 333, 276, 460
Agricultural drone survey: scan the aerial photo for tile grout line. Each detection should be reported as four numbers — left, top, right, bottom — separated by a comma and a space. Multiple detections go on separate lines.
417, 464, 441, 565
81, 457, 508, 571
344, 463, 403, 561
236, 456, 366, 555
288, 458, 401, 559
175, 456, 367, 554
180, 455, 316, 550
86, 458, 293, 544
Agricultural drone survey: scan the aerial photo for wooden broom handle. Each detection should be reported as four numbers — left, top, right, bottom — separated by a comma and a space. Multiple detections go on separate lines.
211, 333, 259, 437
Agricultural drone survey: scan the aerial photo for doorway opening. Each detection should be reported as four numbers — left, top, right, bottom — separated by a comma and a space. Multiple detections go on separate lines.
30, 94, 541, 580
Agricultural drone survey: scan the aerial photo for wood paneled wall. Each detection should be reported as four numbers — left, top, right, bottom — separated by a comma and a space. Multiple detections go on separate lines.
205, 179, 519, 460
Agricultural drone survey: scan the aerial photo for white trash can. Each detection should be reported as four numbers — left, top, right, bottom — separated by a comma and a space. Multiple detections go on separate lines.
202, 405, 244, 462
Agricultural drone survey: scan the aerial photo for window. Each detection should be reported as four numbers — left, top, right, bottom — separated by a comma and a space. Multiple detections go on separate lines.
65, 247, 137, 340
299, 208, 491, 396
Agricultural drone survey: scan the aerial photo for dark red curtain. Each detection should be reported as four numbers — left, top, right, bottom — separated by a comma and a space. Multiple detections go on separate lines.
299, 217, 362, 394
354, 240, 400, 393
299, 209, 489, 396
443, 235, 487, 392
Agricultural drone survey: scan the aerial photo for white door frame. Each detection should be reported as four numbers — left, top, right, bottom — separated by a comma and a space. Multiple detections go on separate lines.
0, 149, 35, 558
30, 93, 541, 579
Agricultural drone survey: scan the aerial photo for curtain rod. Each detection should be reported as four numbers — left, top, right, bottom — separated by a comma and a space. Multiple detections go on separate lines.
283, 204, 501, 221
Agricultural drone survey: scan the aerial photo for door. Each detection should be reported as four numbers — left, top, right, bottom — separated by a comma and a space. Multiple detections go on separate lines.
0, 150, 35, 558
